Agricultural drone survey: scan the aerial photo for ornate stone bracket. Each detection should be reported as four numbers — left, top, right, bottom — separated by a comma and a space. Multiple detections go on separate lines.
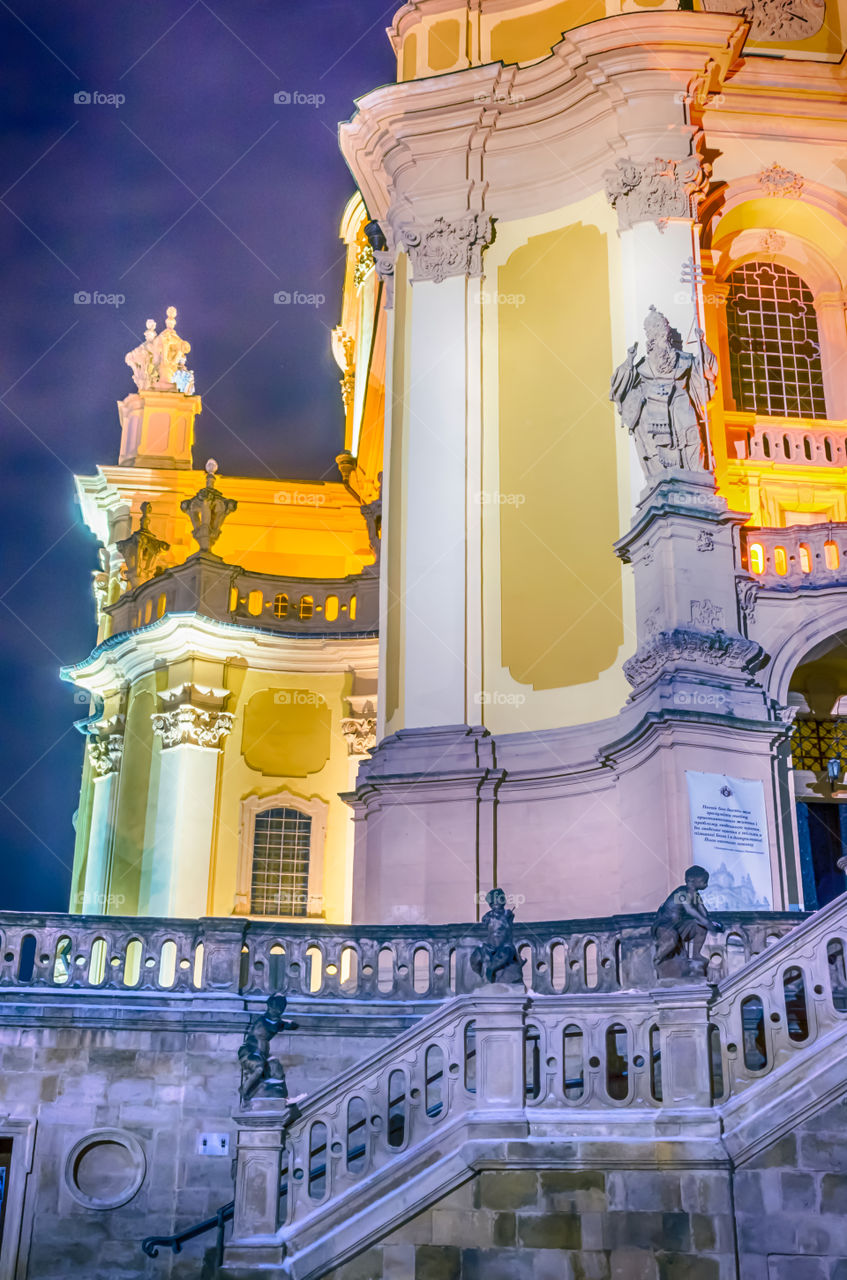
623, 627, 768, 689
604, 155, 710, 231
398, 213, 495, 284
736, 577, 759, 627
364, 219, 396, 308
341, 716, 377, 757
88, 732, 124, 777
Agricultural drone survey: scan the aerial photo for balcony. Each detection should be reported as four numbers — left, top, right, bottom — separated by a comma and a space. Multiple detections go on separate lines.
741, 523, 847, 589
725, 413, 847, 467
104, 552, 378, 639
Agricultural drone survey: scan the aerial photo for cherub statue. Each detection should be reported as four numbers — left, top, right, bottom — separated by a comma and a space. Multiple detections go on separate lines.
653, 865, 725, 980
470, 888, 525, 986
238, 993, 298, 1107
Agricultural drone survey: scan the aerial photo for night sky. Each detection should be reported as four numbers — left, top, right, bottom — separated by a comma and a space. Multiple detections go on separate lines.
0, 1, 397, 911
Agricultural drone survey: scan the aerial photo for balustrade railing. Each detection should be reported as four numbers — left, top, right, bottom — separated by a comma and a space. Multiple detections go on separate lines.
0, 910, 803, 1000
726, 414, 847, 468
103, 554, 378, 639
741, 523, 847, 588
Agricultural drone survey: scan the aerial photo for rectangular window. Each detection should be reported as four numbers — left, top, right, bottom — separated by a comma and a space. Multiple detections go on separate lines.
250, 808, 311, 917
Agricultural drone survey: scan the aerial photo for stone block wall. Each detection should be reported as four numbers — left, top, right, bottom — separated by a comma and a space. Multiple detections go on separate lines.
326, 1168, 736, 1280
735, 1094, 847, 1280
0, 1001, 397, 1279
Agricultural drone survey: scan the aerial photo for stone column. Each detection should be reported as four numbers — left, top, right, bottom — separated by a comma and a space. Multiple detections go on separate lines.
814, 290, 847, 420
79, 732, 123, 914
146, 688, 232, 918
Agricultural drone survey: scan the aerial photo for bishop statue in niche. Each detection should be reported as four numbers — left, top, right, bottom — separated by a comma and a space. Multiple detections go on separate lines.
610, 306, 717, 476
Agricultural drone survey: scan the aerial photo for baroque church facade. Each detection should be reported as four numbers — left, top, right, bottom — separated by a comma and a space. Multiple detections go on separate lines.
4, 0, 847, 1276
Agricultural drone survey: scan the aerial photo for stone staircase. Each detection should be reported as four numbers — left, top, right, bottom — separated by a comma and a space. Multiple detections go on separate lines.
221, 893, 847, 1278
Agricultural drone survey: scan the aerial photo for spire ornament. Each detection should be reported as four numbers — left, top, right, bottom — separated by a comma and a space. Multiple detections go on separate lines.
125, 306, 195, 393
180, 460, 237, 554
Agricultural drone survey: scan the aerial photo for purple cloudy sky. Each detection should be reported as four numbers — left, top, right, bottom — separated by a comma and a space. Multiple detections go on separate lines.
0, 0, 396, 909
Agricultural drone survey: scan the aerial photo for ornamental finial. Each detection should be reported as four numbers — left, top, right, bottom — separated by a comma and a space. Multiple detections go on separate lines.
125, 306, 195, 394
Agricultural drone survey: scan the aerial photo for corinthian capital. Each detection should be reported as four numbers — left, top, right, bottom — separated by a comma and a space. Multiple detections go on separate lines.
88, 733, 124, 777
604, 155, 710, 231
341, 716, 377, 757
151, 706, 233, 749
399, 213, 495, 284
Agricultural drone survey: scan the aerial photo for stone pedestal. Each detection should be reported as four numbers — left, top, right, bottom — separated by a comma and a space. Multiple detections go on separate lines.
117, 388, 200, 469
225, 1111, 288, 1268
473, 987, 528, 1110
651, 985, 713, 1109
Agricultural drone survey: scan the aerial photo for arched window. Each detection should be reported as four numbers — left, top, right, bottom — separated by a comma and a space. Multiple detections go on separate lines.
250, 807, 311, 917
726, 261, 826, 419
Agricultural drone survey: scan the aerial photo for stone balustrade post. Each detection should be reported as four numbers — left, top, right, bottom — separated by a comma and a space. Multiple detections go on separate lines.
225, 1115, 288, 1267
651, 985, 713, 1108
472, 989, 528, 1109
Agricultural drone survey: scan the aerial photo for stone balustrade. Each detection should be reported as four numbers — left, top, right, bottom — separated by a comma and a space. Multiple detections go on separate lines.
725, 414, 847, 467
0, 910, 802, 1000
225, 894, 847, 1274
741, 523, 847, 588
103, 554, 378, 638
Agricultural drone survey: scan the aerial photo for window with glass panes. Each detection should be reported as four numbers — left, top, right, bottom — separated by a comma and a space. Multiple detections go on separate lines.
726, 261, 827, 419
250, 807, 311, 916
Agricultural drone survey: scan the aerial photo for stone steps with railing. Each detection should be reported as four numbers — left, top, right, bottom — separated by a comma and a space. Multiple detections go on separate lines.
221, 894, 847, 1278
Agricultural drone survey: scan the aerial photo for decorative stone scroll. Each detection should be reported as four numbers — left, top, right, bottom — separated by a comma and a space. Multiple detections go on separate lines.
702, 0, 825, 42
87, 733, 124, 777
151, 705, 233, 749
736, 577, 759, 627
364, 220, 396, 308
341, 716, 377, 756
181, 460, 237, 554
115, 502, 170, 589
623, 627, 767, 689
399, 213, 495, 284
604, 155, 709, 231
757, 162, 804, 199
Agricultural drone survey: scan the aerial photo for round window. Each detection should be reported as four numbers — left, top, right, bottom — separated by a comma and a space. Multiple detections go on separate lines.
65, 1129, 146, 1210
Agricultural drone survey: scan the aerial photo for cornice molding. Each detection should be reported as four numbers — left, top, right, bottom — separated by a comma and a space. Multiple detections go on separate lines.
61, 613, 379, 697
340, 12, 748, 228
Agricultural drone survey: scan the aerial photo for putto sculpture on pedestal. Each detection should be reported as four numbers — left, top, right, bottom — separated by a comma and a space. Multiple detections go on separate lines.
610, 306, 717, 477
238, 993, 299, 1109
470, 888, 525, 986
652, 865, 725, 981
